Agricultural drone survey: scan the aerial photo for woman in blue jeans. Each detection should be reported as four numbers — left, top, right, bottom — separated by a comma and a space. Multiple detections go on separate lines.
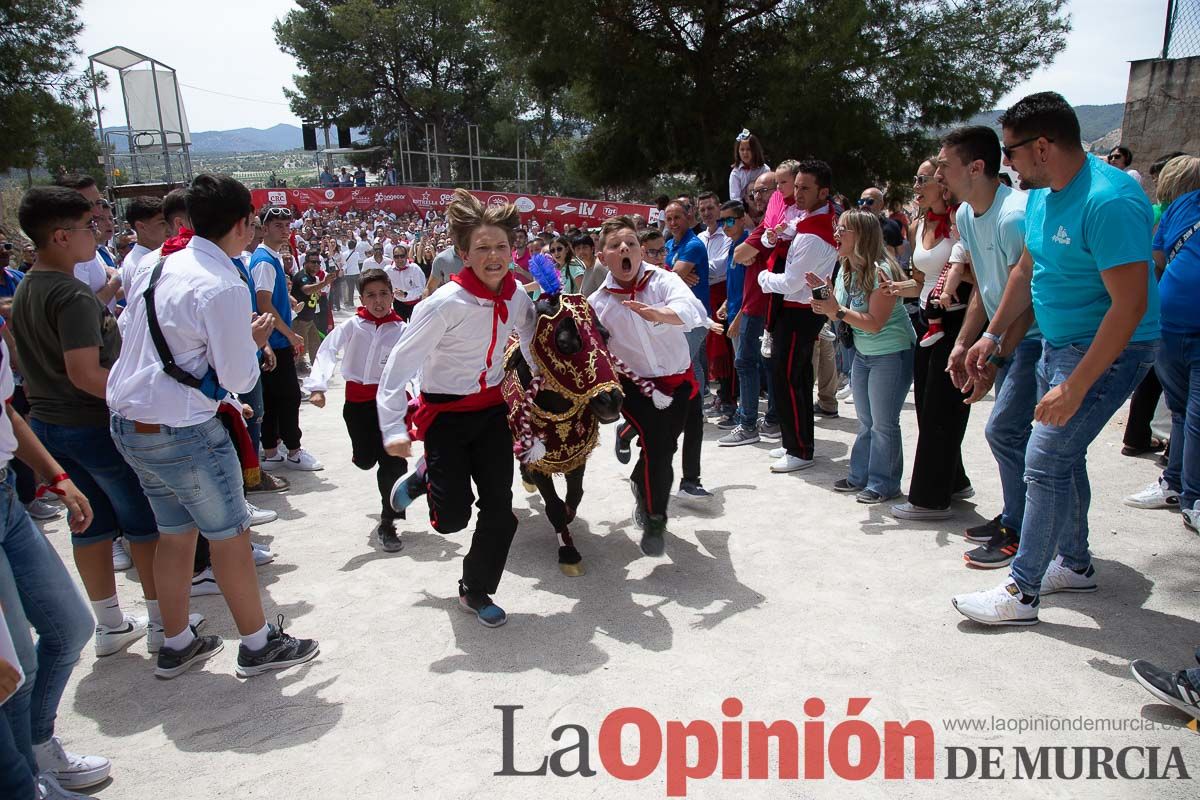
1125, 158, 1200, 526
809, 209, 916, 503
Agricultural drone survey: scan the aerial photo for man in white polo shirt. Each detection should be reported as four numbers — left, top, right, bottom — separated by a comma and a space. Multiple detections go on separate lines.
107, 174, 319, 679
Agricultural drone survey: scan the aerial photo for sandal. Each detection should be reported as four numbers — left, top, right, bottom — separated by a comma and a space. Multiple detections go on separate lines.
1122, 437, 1166, 457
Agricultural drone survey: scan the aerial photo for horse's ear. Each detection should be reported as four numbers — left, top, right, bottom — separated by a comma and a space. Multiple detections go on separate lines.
535, 294, 560, 317
504, 344, 527, 372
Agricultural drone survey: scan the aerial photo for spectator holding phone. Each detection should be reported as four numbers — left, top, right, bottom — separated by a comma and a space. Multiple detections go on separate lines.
809, 209, 916, 503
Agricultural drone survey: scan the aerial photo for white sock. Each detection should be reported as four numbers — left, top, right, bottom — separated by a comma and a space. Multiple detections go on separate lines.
163, 626, 195, 652
146, 599, 162, 627
242, 623, 270, 651
91, 594, 124, 628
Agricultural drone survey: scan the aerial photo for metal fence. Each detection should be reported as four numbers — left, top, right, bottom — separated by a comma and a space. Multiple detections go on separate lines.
1164, 0, 1200, 59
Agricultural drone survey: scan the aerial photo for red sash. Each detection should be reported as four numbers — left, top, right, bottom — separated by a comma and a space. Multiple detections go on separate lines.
408, 385, 505, 441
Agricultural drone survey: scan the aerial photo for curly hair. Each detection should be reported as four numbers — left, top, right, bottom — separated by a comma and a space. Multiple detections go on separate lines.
445, 187, 520, 253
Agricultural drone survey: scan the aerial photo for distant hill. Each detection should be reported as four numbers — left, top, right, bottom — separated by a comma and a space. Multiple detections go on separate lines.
953, 103, 1125, 145
101, 123, 368, 154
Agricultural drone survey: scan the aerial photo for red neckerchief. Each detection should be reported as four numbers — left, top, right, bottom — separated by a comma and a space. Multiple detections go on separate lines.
161, 226, 195, 256
606, 268, 654, 302
783, 195, 796, 206
450, 267, 517, 324
924, 204, 957, 241
356, 306, 402, 326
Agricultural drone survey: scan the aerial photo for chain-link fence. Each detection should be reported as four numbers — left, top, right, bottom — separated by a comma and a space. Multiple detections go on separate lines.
1164, 0, 1200, 59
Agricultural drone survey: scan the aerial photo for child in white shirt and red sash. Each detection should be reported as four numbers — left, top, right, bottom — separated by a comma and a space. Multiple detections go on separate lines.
588, 216, 714, 557
376, 189, 536, 627
303, 268, 408, 552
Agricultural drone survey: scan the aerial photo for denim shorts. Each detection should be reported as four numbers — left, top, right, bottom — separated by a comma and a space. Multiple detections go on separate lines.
110, 415, 250, 541
29, 418, 159, 547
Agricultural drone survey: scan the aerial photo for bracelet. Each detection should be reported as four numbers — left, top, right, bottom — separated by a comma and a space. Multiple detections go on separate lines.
981, 331, 1003, 346
35, 473, 70, 498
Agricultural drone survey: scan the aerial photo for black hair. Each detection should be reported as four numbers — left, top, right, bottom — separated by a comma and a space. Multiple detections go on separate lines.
1150, 151, 1189, 178
162, 188, 188, 223
1109, 145, 1133, 166
941, 125, 1001, 179
570, 232, 594, 250
997, 91, 1081, 150
720, 200, 746, 216
358, 267, 390, 294
654, 194, 670, 210
697, 190, 720, 204
18, 186, 94, 248
731, 132, 766, 170
185, 174, 253, 241
637, 228, 664, 245
126, 195, 163, 228
797, 159, 833, 189
998, 173, 1013, 187
54, 173, 98, 192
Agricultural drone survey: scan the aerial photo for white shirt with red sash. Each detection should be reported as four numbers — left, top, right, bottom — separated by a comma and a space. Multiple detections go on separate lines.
757, 202, 839, 305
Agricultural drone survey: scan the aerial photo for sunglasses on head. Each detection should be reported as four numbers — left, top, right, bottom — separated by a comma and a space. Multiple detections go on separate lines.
262, 206, 293, 220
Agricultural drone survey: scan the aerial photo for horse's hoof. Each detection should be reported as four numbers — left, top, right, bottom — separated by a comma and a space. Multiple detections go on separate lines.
559, 561, 585, 577
522, 480, 537, 493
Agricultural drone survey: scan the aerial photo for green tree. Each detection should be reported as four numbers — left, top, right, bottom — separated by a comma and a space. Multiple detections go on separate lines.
275, 0, 507, 187
493, 0, 1070, 197
0, 0, 101, 181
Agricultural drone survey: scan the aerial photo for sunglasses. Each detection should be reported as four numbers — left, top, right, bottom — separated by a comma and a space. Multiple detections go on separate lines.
834, 225, 849, 235
913, 174, 934, 185
262, 206, 294, 219
1001, 136, 1052, 159
856, 198, 876, 207
718, 216, 738, 228
552, 246, 567, 253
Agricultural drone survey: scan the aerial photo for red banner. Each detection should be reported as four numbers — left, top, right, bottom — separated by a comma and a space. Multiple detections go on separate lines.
251, 186, 653, 230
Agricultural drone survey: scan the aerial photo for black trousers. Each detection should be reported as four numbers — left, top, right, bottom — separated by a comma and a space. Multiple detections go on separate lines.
620, 378, 689, 518
773, 306, 827, 460
261, 345, 303, 452
1123, 369, 1163, 448
907, 312, 972, 509
681, 392, 703, 483
423, 403, 517, 595
344, 399, 407, 522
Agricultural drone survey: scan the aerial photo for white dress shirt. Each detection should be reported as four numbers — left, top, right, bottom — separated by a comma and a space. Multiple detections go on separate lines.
361, 255, 387, 272
107, 235, 260, 427
698, 227, 731, 283
587, 264, 707, 380
757, 208, 838, 305
119, 243, 151, 297
0, 339, 18, 465
376, 280, 536, 446
303, 315, 406, 393
387, 262, 425, 302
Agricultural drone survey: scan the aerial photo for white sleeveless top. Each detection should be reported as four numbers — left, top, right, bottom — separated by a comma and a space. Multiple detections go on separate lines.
910, 219, 954, 306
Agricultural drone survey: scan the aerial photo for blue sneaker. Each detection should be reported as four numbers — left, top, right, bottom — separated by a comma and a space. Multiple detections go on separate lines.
389, 456, 428, 513
458, 586, 507, 628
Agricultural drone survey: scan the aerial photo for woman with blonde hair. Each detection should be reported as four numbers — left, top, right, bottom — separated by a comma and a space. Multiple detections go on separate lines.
376, 188, 536, 627
809, 209, 916, 503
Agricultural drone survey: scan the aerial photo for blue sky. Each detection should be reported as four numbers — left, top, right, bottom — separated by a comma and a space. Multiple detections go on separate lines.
76, 0, 1171, 133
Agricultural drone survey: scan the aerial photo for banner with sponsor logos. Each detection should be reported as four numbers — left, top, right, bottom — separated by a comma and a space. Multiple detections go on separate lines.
251, 186, 654, 230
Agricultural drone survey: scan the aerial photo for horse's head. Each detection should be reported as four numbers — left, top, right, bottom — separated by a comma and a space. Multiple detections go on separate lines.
532, 293, 623, 423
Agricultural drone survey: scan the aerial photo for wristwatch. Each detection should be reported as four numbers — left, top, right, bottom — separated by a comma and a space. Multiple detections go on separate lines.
835, 308, 847, 320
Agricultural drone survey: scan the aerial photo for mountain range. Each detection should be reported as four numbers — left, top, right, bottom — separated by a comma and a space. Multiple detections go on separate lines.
103, 103, 1126, 155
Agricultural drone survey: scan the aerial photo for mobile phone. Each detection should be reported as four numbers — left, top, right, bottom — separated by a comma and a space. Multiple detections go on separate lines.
811, 283, 829, 301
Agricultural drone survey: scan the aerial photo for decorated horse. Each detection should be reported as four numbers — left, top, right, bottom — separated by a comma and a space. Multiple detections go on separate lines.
502, 255, 624, 575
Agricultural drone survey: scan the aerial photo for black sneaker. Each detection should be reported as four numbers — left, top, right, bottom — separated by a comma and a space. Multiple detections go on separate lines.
1130, 659, 1200, 723
674, 479, 713, 504
458, 583, 507, 627
963, 526, 1020, 569
714, 415, 738, 430
964, 515, 1002, 544
155, 630, 223, 680
630, 478, 647, 530
615, 423, 634, 465
377, 520, 404, 553
814, 406, 839, 418
640, 515, 667, 557
856, 489, 895, 505
833, 478, 861, 493
236, 615, 319, 678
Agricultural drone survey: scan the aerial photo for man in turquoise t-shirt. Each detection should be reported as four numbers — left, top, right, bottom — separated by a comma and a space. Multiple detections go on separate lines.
952, 92, 1160, 627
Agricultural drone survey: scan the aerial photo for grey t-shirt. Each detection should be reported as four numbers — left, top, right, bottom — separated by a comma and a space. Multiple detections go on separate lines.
430, 246, 463, 284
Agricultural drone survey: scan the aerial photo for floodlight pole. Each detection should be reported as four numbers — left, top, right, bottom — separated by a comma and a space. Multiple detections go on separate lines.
149, 60, 172, 183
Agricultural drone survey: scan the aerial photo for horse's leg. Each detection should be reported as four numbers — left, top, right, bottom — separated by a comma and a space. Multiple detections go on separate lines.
529, 469, 584, 577
564, 463, 586, 524
519, 463, 537, 494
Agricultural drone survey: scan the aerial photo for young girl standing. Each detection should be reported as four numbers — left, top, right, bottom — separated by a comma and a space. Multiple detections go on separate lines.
376, 189, 535, 627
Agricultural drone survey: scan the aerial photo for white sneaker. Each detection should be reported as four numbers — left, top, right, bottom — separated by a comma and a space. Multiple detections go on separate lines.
836, 384, 853, 401
33, 737, 110, 790
767, 447, 787, 459
246, 501, 277, 526
190, 567, 221, 597
261, 450, 286, 471
1185, 504, 1200, 532
952, 580, 1039, 626
891, 502, 952, 520
951, 485, 976, 501
94, 613, 148, 657
252, 543, 275, 567
36, 772, 94, 799
111, 538, 132, 570
770, 454, 814, 473
284, 448, 324, 471
25, 499, 61, 520
1123, 477, 1179, 510
1039, 555, 1098, 595
147, 613, 206, 654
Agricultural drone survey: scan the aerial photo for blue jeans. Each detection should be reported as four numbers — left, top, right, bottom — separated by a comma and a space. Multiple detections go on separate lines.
1156, 330, 1200, 510
241, 376, 265, 455
734, 313, 778, 428
1009, 340, 1158, 596
985, 337, 1041, 533
848, 348, 914, 497
0, 473, 94, 796
29, 419, 158, 547
111, 415, 251, 541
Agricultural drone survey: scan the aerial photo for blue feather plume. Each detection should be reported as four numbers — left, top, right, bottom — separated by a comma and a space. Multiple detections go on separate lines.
529, 253, 561, 296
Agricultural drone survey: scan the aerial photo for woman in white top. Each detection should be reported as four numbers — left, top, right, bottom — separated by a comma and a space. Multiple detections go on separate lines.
728, 130, 770, 204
